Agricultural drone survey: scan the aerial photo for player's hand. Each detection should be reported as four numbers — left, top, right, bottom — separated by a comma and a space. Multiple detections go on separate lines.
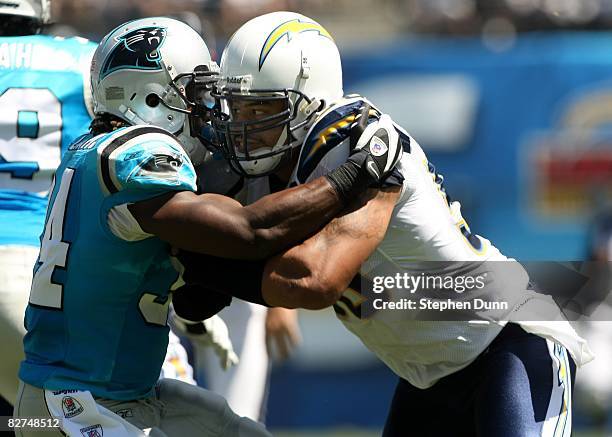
325, 106, 403, 203
171, 313, 239, 370
349, 110, 403, 185
202, 315, 240, 370
265, 308, 301, 361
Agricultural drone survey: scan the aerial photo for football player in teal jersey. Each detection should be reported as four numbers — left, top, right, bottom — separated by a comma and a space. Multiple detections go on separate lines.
0, 0, 96, 408
14, 17, 401, 437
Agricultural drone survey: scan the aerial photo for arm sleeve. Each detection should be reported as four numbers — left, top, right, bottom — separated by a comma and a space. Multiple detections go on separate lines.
176, 250, 270, 307
172, 284, 232, 322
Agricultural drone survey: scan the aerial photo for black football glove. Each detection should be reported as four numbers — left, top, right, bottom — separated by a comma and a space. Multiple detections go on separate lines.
325, 105, 403, 203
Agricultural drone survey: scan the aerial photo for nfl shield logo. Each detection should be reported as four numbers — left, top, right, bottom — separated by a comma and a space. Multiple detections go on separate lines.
61, 395, 84, 418
369, 136, 388, 157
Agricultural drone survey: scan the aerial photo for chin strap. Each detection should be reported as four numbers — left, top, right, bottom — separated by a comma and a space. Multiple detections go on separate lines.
117, 104, 148, 125
301, 98, 322, 119
289, 98, 322, 146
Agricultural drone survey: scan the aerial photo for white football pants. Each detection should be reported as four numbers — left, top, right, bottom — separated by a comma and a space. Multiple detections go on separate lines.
15, 379, 272, 437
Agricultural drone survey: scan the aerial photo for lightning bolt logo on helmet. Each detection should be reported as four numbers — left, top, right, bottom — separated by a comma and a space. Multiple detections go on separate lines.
258, 18, 332, 70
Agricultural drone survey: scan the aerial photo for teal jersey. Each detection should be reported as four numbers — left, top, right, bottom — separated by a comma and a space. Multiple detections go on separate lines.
19, 126, 197, 400
0, 35, 97, 246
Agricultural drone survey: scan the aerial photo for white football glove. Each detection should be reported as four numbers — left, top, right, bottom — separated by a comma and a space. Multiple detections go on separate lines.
171, 312, 239, 370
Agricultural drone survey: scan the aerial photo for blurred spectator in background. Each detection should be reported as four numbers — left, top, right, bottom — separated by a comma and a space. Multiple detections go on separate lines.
573, 207, 612, 431
47, 0, 612, 48
388, 0, 612, 34
587, 208, 612, 262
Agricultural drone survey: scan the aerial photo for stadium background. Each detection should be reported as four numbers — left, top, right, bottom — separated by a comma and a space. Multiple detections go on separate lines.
47, 0, 612, 435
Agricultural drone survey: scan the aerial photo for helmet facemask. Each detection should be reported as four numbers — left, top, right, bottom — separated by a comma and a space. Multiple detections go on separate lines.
152, 63, 219, 165
210, 83, 319, 177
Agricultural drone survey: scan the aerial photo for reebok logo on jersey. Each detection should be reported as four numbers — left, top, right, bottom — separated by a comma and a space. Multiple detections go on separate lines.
369, 135, 388, 157
80, 424, 103, 437
62, 395, 84, 418
137, 151, 183, 176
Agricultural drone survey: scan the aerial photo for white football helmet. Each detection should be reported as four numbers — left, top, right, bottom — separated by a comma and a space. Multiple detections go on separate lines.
210, 11, 343, 176
0, 0, 50, 34
90, 17, 218, 159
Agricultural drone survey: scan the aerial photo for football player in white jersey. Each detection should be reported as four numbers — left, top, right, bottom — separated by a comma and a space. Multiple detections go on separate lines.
178, 11, 595, 436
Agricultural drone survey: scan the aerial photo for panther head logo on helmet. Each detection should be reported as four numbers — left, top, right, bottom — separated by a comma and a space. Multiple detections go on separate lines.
100, 27, 167, 80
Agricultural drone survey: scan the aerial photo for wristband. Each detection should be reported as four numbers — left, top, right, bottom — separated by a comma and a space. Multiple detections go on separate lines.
324, 149, 374, 204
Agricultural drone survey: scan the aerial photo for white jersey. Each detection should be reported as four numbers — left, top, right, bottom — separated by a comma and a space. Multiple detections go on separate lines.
248, 96, 593, 388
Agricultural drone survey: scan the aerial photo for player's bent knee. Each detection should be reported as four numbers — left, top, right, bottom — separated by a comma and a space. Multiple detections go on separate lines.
158, 378, 229, 414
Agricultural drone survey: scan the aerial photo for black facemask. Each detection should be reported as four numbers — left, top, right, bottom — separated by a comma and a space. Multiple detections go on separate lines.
208, 86, 317, 177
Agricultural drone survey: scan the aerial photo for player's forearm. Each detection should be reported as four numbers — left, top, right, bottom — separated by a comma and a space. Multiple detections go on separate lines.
176, 189, 397, 309
130, 186, 340, 260
241, 136, 405, 258
262, 243, 342, 310
262, 187, 400, 309
262, 224, 370, 310
241, 177, 344, 258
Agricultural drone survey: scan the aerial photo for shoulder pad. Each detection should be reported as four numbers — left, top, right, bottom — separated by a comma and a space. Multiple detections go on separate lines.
294, 97, 378, 184
97, 126, 196, 196
292, 96, 410, 185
